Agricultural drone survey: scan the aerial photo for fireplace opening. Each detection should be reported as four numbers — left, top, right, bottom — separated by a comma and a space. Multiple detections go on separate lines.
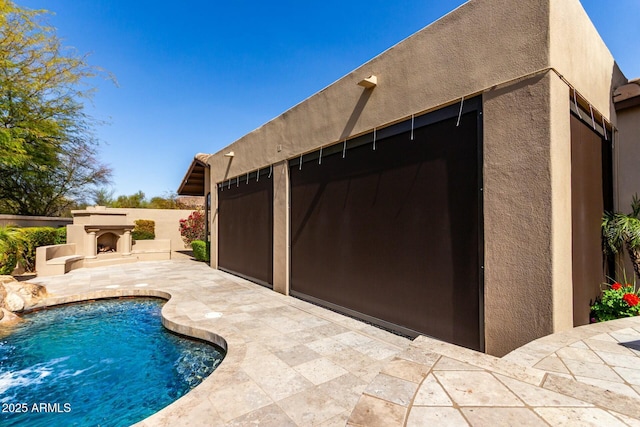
97, 232, 119, 253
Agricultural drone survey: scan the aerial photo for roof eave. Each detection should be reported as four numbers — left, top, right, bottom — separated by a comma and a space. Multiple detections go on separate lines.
177, 155, 209, 196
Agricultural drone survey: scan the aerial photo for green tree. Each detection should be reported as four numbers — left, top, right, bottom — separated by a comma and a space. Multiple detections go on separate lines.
0, 0, 112, 216
90, 189, 187, 210
91, 187, 115, 206
112, 191, 148, 208
148, 192, 183, 209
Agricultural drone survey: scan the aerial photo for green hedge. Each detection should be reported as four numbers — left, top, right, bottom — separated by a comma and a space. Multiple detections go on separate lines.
55, 227, 67, 244
131, 230, 155, 240
0, 226, 63, 274
191, 240, 209, 262
0, 250, 17, 275
132, 219, 155, 240
0, 227, 20, 275
19, 227, 59, 272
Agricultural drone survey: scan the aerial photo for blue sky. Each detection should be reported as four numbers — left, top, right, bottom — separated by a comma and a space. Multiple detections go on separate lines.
16, 0, 640, 199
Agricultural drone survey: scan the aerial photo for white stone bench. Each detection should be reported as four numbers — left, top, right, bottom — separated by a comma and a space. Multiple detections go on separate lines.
36, 244, 85, 276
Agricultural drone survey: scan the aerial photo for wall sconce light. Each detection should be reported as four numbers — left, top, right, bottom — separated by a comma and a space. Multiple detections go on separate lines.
224, 151, 235, 157
357, 75, 377, 88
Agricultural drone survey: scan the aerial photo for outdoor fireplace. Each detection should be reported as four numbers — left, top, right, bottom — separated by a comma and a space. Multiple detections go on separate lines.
66, 207, 135, 260
84, 226, 133, 258
36, 206, 172, 276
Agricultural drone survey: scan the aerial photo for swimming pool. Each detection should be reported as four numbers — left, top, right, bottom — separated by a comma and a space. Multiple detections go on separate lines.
0, 298, 225, 427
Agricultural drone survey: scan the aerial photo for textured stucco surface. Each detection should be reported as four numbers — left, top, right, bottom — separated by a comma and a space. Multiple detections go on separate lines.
272, 161, 290, 294
548, 75, 574, 334
117, 208, 196, 256
209, 188, 219, 269
482, 72, 574, 356
483, 73, 557, 356
549, 0, 626, 120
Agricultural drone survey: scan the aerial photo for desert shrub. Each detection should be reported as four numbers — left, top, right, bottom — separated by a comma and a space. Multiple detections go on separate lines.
191, 240, 209, 262
0, 226, 21, 275
179, 210, 205, 247
55, 227, 67, 244
19, 227, 59, 272
132, 230, 155, 240
132, 219, 155, 240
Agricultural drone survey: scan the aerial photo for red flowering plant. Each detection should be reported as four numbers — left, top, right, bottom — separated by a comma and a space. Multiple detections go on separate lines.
178, 210, 205, 248
591, 276, 640, 322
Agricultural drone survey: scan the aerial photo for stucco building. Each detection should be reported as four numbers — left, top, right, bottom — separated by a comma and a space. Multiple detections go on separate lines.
179, 0, 640, 356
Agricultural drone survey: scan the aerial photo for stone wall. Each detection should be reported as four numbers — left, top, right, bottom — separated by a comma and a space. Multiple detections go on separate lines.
0, 215, 72, 228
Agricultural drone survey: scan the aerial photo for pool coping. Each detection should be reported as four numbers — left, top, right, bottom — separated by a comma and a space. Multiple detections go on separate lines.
29, 289, 229, 353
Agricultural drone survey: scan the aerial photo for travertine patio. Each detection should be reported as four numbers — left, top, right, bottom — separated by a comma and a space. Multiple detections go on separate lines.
28, 260, 640, 426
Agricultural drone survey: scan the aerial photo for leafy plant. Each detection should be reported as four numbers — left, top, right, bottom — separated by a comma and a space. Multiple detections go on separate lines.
0, 226, 67, 274
18, 227, 59, 272
591, 278, 640, 322
179, 210, 205, 247
0, 226, 21, 275
191, 240, 209, 262
602, 195, 640, 280
132, 219, 155, 240
55, 227, 67, 244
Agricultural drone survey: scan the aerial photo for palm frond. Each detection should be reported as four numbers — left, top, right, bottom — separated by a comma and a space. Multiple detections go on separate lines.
631, 194, 640, 218
603, 211, 625, 255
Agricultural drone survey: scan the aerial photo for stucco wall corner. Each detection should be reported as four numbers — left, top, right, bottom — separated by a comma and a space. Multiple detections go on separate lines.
482, 73, 557, 356
548, 73, 574, 333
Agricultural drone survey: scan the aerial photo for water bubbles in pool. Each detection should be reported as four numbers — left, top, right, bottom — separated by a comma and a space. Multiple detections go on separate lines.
0, 298, 225, 427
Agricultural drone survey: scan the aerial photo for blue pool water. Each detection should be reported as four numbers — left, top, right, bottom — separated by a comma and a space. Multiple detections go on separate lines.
0, 298, 225, 427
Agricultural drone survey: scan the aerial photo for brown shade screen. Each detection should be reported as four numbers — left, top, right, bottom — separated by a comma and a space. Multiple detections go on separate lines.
290, 111, 482, 350
218, 174, 273, 287
571, 114, 613, 325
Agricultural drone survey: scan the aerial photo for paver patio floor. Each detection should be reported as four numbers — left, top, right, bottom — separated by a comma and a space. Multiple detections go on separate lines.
27, 260, 640, 426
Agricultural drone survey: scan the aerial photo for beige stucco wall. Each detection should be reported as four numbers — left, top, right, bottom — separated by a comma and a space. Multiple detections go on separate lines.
483, 72, 574, 356
131, 239, 171, 262
66, 225, 86, 255
272, 161, 290, 294
201, 0, 630, 355
617, 105, 640, 210
549, 0, 626, 120
549, 76, 575, 335
72, 208, 131, 227
210, 190, 219, 269
118, 208, 196, 256
0, 215, 72, 228
70, 207, 197, 259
